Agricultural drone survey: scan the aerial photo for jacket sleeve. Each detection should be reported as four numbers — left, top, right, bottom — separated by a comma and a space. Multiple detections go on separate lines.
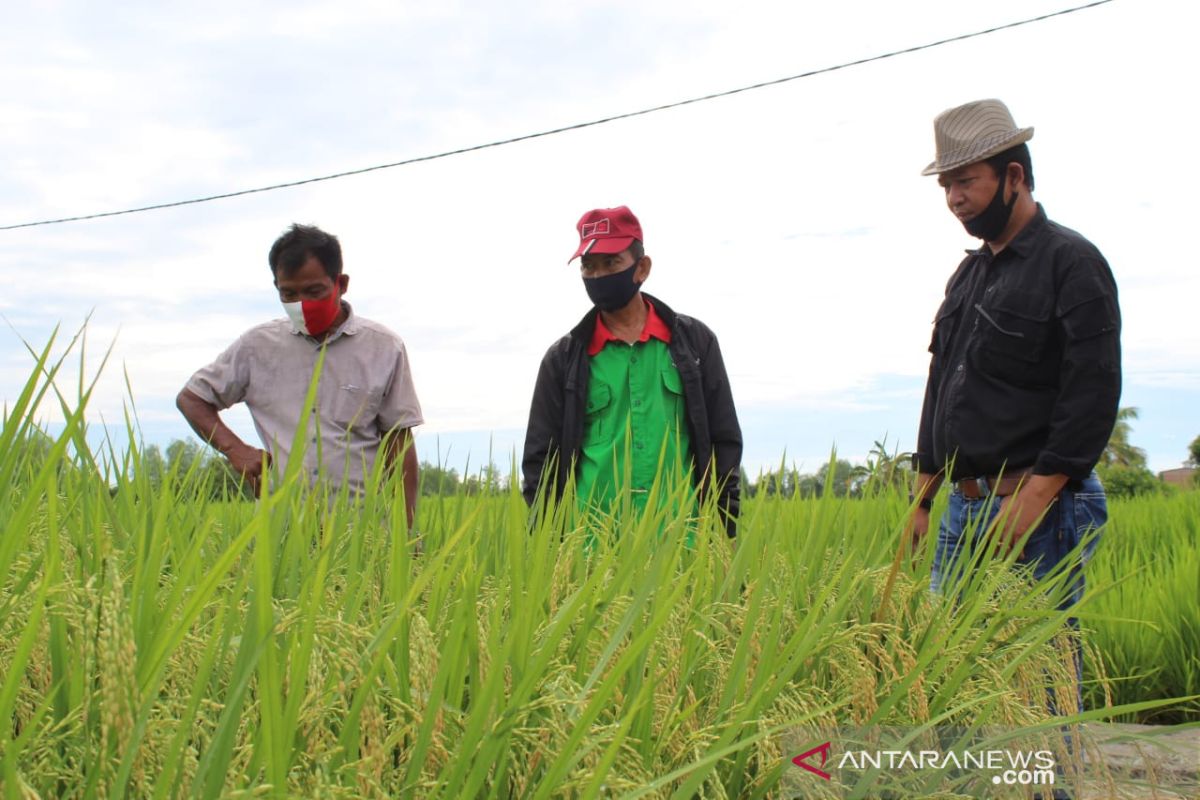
521, 342, 567, 506
700, 328, 743, 536
1034, 254, 1121, 479
917, 299, 951, 475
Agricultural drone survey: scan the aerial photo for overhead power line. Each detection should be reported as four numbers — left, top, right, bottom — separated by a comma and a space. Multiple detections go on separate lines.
1, 0, 1112, 232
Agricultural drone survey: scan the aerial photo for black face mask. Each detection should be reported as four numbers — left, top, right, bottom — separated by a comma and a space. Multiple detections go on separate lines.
962, 177, 1017, 241
583, 262, 641, 311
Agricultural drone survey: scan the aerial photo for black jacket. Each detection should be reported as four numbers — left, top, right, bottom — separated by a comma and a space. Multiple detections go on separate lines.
917, 206, 1121, 481
521, 294, 743, 535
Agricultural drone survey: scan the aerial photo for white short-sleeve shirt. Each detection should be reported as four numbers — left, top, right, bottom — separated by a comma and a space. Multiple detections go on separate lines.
185, 303, 423, 494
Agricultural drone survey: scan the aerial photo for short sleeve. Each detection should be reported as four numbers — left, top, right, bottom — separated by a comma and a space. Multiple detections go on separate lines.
376, 338, 424, 432
185, 336, 251, 410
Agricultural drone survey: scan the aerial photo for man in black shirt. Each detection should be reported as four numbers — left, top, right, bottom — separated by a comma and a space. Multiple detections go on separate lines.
909, 99, 1121, 617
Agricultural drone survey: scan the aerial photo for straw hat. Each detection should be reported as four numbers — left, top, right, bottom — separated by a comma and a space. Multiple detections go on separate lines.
921, 99, 1034, 176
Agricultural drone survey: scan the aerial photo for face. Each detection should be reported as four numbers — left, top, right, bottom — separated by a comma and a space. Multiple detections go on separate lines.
938, 162, 1010, 223
579, 248, 649, 282
274, 254, 348, 302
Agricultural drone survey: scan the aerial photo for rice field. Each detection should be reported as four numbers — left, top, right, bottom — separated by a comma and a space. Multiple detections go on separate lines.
1085, 492, 1199, 721
1, 333, 1196, 798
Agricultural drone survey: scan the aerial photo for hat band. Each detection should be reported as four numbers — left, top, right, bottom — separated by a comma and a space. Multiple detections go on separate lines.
935, 129, 1025, 168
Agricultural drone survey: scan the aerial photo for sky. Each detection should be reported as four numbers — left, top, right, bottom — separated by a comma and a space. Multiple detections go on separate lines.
1, 0, 1197, 478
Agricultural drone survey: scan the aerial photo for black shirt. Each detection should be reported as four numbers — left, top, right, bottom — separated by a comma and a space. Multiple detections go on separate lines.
917, 205, 1121, 481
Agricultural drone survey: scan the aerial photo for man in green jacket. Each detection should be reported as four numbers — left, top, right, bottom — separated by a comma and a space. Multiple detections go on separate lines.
521, 206, 742, 536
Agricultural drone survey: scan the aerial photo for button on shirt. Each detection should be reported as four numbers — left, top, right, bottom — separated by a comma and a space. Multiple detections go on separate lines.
185, 303, 423, 494
917, 206, 1120, 481
578, 301, 691, 512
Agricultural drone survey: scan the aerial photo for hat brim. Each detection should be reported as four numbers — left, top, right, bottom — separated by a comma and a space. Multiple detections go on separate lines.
568, 235, 636, 263
921, 126, 1034, 176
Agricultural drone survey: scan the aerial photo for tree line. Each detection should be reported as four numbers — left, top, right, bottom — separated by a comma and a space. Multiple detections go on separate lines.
135, 408, 1196, 501
1094, 408, 1200, 495
136, 439, 511, 500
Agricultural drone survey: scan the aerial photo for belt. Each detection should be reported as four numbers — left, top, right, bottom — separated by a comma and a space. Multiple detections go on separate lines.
956, 468, 1034, 499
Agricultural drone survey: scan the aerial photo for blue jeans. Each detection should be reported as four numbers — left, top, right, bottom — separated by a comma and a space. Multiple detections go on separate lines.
931, 472, 1106, 715
931, 472, 1106, 607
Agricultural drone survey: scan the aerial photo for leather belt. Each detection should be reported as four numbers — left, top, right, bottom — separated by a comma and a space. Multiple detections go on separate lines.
956, 468, 1034, 499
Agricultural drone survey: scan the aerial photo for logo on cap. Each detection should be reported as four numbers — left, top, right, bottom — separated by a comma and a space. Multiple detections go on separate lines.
570, 205, 643, 262
581, 219, 610, 238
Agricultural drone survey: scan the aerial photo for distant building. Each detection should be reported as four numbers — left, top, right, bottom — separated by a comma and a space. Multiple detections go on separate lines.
1158, 467, 1197, 489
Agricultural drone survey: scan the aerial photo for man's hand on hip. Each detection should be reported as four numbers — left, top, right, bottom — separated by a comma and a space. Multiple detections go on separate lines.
177, 388, 269, 496
224, 443, 271, 497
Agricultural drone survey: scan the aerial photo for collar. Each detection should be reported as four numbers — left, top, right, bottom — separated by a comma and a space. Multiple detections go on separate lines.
570, 292, 678, 345
1003, 202, 1048, 258
288, 301, 359, 342
587, 298, 672, 356
967, 203, 1048, 259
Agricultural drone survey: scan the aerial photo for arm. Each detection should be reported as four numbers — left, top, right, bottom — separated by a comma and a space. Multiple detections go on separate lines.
1034, 256, 1121, 480
910, 358, 944, 547
700, 330, 743, 537
373, 335, 423, 524
176, 388, 269, 496
990, 473, 1069, 553
383, 427, 419, 530
994, 256, 1120, 550
521, 345, 566, 507
911, 285, 956, 548
907, 471, 943, 549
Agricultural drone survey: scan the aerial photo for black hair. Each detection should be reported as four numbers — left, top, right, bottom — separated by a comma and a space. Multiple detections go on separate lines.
628, 239, 645, 262
268, 224, 343, 280
984, 143, 1035, 191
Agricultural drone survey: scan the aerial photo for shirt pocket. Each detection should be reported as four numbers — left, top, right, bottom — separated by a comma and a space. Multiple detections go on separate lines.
661, 367, 684, 396
661, 366, 685, 414
659, 367, 689, 449
327, 383, 384, 431
929, 293, 964, 355
977, 290, 1053, 365
583, 381, 614, 447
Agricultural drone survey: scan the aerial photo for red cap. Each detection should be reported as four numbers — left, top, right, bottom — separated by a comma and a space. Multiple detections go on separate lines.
569, 205, 643, 262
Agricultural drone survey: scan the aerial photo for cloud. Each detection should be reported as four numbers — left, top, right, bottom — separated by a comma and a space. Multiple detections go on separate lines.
2, 0, 1196, 473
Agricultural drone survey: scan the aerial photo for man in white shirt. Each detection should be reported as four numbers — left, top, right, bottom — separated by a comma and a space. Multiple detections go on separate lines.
177, 224, 422, 524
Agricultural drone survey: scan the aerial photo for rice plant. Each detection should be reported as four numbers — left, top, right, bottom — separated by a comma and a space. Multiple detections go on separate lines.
1, 330, 1193, 798
1085, 491, 1200, 721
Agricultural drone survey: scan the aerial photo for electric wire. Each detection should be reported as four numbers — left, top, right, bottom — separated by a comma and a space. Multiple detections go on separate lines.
0, 0, 1112, 232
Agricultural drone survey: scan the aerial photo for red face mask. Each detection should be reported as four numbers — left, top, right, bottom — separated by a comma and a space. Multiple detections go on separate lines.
282, 286, 341, 336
